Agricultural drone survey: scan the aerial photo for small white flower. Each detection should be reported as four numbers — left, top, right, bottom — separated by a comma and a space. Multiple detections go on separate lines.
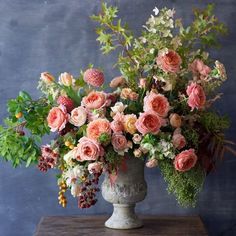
153, 7, 159, 16
150, 48, 155, 54
111, 102, 127, 114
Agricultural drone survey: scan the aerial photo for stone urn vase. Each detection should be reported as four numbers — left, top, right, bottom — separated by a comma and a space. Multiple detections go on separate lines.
101, 156, 147, 229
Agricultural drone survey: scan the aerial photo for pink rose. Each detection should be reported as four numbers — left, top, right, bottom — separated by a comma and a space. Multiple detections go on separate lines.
135, 111, 163, 135
186, 82, 206, 110
146, 159, 158, 168
111, 120, 124, 133
87, 118, 111, 141
132, 133, 142, 144
172, 133, 186, 150
77, 137, 104, 161
83, 68, 104, 87
156, 49, 182, 73
111, 133, 128, 152
144, 91, 170, 117
189, 59, 211, 78
82, 91, 108, 110
88, 162, 103, 174
47, 105, 70, 132
174, 149, 197, 172
69, 107, 87, 127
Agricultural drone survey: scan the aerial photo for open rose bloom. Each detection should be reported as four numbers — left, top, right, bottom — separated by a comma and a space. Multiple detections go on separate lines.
1, 4, 234, 210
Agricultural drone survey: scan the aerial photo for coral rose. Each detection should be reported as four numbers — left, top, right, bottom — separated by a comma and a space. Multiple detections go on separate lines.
186, 82, 206, 110
144, 91, 170, 117
88, 162, 103, 174
87, 118, 111, 141
69, 106, 87, 127
174, 149, 197, 172
156, 49, 182, 73
83, 68, 104, 87
77, 137, 104, 161
40, 72, 55, 84
59, 72, 74, 86
172, 133, 186, 150
189, 59, 211, 78
124, 114, 137, 134
47, 105, 70, 132
135, 111, 163, 135
82, 91, 108, 110
111, 133, 128, 153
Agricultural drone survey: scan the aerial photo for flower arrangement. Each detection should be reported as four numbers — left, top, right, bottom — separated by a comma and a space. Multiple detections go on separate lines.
0, 3, 235, 209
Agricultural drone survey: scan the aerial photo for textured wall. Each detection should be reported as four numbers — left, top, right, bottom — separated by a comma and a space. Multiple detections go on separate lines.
0, 0, 236, 235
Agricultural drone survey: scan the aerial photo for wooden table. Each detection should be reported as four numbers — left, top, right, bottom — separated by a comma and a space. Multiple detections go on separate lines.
34, 215, 208, 236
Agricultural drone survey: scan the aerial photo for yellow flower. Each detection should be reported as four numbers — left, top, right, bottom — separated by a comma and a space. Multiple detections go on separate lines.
124, 114, 137, 134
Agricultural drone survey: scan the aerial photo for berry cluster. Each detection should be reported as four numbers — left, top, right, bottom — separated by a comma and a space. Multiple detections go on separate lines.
78, 172, 102, 208
58, 181, 67, 208
37, 146, 58, 172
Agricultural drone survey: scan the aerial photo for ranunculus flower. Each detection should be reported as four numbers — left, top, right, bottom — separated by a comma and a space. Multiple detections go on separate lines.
110, 76, 126, 88
172, 133, 186, 150
47, 105, 70, 132
189, 59, 211, 78
111, 133, 128, 154
146, 159, 158, 168
135, 111, 163, 135
69, 106, 87, 127
124, 114, 137, 134
77, 137, 104, 161
40, 72, 55, 84
144, 91, 170, 117
88, 162, 103, 174
59, 72, 74, 86
82, 91, 108, 110
174, 149, 197, 172
87, 118, 111, 141
186, 82, 206, 110
156, 49, 182, 73
83, 68, 104, 87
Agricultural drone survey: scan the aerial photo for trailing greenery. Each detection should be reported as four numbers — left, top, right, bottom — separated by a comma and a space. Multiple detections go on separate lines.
159, 160, 205, 207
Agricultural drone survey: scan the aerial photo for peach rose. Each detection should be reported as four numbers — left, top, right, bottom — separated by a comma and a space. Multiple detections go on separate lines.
156, 49, 182, 73
47, 105, 70, 132
77, 137, 104, 161
169, 113, 182, 128
144, 91, 170, 117
111, 133, 128, 153
135, 111, 163, 135
133, 148, 142, 158
120, 88, 132, 99
88, 162, 103, 174
110, 76, 126, 88
40, 72, 55, 84
172, 133, 186, 150
146, 159, 158, 168
124, 114, 137, 134
59, 72, 74, 86
69, 106, 87, 127
186, 82, 206, 110
189, 59, 211, 78
174, 149, 197, 172
87, 118, 111, 141
82, 91, 108, 110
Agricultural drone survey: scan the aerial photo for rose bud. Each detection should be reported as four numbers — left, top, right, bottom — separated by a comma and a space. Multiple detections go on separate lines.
169, 113, 182, 128
110, 76, 126, 88
40, 72, 55, 84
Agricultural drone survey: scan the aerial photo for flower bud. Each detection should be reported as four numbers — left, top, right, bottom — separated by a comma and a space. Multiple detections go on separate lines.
169, 113, 182, 128
59, 72, 73, 86
40, 72, 55, 84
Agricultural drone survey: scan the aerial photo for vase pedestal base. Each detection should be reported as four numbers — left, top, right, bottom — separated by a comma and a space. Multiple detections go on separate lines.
105, 203, 143, 229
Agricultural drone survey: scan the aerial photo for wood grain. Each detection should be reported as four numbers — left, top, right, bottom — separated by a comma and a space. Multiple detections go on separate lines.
34, 215, 208, 236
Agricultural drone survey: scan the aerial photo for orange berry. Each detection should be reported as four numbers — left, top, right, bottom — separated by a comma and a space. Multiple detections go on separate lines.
15, 112, 23, 119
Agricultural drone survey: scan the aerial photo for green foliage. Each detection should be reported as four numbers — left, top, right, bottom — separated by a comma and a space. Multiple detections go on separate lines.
104, 145, 123, 171
159, 160, 205, 207
199, 111, 230, 133
182, 128, 199, 150
0, 121, 40, 167
98, 133, 111, 146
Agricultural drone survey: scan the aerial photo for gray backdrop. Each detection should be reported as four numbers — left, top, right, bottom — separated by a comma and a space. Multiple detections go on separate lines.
0, 0, 236, 235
